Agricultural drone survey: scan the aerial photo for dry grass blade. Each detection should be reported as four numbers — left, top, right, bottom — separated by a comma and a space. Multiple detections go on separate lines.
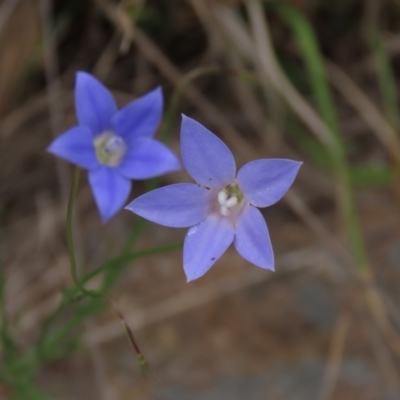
2, 1, 400, 397
85, 320, 117, 400
214, 0, 400, 373
85, 246, 327, 347
132, 29, 256, 160
318, 310, 351, 400
360, 274, 400, 360
326, 60, 400, 161
93, 0, 356, 280
367, 323, 400, 394
93, 33, 122, 80
0, 0, 20, 37
132, 29, 354, 274
227, 50, 271, 142
0, 93, 54, 140
362, 0, 380, 31
94, 0, 256, 159
189, 0, 225, 54
0, 0, 41, 118
221, 1, 337, 152
39, 0, 69, 201
284, 190, 354, 270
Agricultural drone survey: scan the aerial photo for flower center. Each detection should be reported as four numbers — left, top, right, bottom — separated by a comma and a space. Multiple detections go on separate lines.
94, 131, 127, 167
217, 183, 245, 217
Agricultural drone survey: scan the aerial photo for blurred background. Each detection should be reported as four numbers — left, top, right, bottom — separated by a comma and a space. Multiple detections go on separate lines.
2, 0, 400, 399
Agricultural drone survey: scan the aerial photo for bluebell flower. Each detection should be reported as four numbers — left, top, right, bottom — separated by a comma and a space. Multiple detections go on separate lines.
126, 116, 302, 281
48, 72, 180, 222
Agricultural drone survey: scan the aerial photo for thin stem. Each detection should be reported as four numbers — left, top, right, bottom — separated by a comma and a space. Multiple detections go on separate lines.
66, 167, 97, 297
122, 216, 147, 253
108, 296, 148, 375
66, 167, 82, 287
36, 242, 182, 361
95, 243, 182, 288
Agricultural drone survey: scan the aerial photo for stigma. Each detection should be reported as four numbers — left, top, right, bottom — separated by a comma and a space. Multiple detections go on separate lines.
94, 131, 127, 167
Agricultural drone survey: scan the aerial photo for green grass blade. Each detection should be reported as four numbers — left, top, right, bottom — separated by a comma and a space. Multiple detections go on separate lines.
270, 2, 368, 269
276, 3, 340, 139
367, 30, 400, 130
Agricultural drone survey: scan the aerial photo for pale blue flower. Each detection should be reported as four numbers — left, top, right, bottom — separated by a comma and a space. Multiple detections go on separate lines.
48, 72, 180, 221
126, 116, 302, 281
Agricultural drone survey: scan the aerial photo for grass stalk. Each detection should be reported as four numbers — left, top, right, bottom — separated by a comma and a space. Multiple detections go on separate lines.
248, 0, 369, 271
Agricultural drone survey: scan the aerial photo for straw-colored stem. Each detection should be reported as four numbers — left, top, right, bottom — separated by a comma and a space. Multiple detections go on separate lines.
246, 0, 369, 271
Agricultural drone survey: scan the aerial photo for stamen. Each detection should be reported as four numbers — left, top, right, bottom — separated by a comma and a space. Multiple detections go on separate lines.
217, 189, 239, 216
220, 206, 229, 216
218, 191, 228, 205
225, 197, 238, 208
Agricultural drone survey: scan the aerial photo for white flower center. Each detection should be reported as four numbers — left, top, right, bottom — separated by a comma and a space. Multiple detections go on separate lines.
216, 183, 245, 217
218, 191, 238, 216
94, 131, 127, 167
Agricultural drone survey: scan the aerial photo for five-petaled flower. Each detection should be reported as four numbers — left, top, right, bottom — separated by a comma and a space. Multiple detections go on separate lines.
48, 72, 180, 222
126, 116, 302, 281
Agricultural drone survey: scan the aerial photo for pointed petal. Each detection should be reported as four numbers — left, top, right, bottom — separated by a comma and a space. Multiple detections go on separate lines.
180, 115, 236, 189
126, 183, 211, 228
237, 159, 302, 208
47, 126, 98, 169
234, 206, 274, 270
184, 214, 235, 281
117, 137, 180, 179
112, 87, 163, 140
88, 167, 131, 222
75, 71, 117, 134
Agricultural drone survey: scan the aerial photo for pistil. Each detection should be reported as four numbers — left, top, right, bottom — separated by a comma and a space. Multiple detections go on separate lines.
94, 131, 127, 166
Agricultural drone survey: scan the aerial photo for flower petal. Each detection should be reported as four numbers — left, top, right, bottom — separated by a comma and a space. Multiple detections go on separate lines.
180, 115, 236, 189
75, 71, 117, 134
234, 206, 274, 270
126, 183, 211, 227
111, 87, 163, 140
184, 214, 235, 281
117, 137, 180, 179
88, 167, 131, 222
237, 159, 302, 208
47, 126, 98, 169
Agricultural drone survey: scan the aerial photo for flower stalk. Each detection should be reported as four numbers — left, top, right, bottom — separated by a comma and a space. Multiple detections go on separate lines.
66, 167, 82, 292
66, 167, 98, 298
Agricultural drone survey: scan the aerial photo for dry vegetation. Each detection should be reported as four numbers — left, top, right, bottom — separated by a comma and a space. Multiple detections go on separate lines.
2, 0, 400, 399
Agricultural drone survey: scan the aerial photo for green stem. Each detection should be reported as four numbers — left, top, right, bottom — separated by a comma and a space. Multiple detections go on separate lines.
37, 242, 182, 353
66, 167, 81, 287
66, 167, 98, 297
335, 160, 369, 270
122, 216, 147, 253
274, 2, 369, 271
92, 242, 182, 288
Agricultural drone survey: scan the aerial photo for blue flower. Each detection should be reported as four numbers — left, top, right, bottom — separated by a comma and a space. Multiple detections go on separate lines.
48, 72, 180, 222
126, 116, 302, 281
